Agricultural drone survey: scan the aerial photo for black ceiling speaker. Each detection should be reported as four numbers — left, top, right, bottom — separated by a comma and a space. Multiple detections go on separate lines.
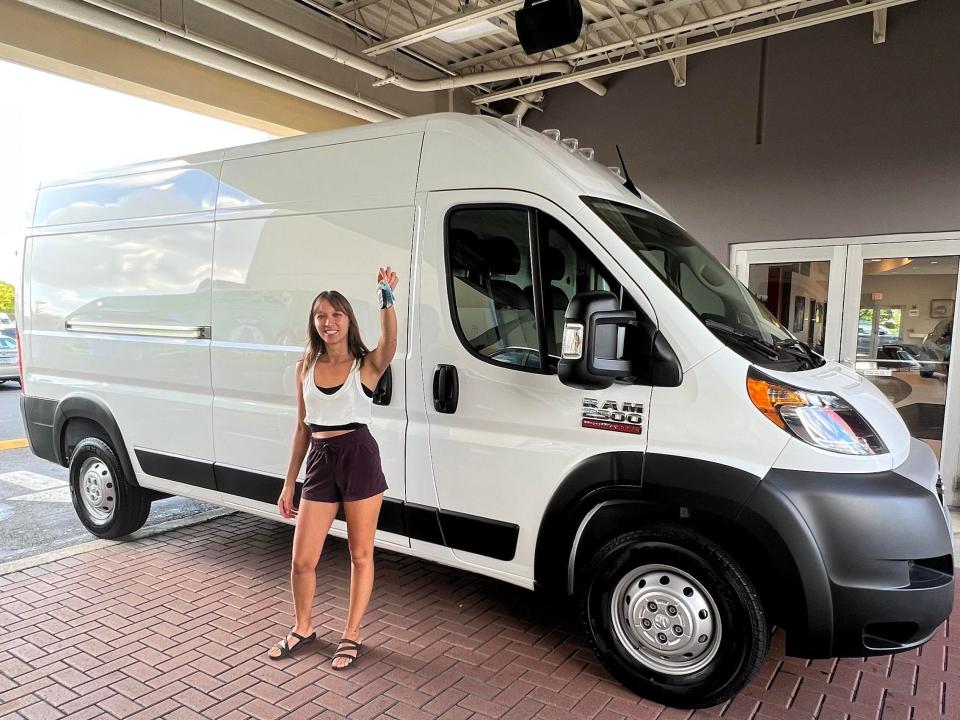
515, 0, 584, 55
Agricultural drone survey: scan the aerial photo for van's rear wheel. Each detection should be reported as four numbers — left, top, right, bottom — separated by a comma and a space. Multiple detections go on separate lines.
69, 438, 150, 538
581, 526, 767, 709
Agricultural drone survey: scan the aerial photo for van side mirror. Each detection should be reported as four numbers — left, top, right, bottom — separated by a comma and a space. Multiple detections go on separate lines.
559, 291, 636, 390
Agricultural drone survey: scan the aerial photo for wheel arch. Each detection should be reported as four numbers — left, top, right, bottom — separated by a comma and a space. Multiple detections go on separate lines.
534, 451, 812, 651
53, 393, 140, 487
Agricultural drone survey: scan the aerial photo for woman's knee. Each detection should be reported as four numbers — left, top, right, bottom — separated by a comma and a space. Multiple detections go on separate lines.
291, 553, 319, 576
349, 547, 374, 571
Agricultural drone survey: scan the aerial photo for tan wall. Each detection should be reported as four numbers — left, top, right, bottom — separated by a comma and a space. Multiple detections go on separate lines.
860, 273, 957, 341
0, 0, 471, 135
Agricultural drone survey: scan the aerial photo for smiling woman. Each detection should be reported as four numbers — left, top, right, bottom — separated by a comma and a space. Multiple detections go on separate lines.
0, 59, 274, 285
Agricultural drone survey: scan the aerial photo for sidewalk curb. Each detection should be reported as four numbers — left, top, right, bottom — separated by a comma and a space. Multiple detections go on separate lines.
0, 508, 236, 576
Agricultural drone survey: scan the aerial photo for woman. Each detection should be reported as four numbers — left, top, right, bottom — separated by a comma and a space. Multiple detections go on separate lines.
269, 266, 399, 670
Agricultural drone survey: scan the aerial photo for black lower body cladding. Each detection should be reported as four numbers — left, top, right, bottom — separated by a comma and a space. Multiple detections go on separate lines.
744, 439, 954, 658
20, 394, 57, 463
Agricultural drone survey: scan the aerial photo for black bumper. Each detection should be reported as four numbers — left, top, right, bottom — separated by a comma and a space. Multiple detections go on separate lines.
743, 439, 954, 658
21, 394, 59, 465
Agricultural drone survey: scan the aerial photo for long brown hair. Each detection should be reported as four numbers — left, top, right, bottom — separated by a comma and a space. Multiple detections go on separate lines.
301, 291, 369, 381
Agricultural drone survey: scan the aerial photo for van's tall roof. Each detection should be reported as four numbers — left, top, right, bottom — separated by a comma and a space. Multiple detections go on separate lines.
38, 113, 622, 191
34, 112, 669, 227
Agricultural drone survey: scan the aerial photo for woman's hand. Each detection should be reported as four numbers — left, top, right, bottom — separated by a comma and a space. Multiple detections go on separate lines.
378, 266, 399, 290
278, 485, 297, 519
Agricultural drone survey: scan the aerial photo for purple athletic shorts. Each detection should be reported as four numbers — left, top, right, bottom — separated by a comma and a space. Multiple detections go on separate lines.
301, 426, 388, 503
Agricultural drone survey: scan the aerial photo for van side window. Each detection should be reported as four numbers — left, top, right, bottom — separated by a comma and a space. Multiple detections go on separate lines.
448, 208, 541, 370
536, 213, 626, 359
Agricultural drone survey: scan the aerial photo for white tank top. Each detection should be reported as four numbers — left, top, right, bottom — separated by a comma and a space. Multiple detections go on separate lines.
302, 357, 373, 428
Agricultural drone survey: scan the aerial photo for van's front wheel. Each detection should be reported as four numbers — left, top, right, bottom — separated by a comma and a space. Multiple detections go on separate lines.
69, 438, 150, 538
581, 526, 767, 709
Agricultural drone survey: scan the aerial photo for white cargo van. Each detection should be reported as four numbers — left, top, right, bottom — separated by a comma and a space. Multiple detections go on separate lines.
18, 113, 954, 708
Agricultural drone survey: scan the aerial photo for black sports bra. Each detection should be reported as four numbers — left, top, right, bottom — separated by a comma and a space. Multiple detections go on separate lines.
315, 382, 374, 398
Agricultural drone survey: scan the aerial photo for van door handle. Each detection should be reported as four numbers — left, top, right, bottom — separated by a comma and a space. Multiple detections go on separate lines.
433, 364, 459, 414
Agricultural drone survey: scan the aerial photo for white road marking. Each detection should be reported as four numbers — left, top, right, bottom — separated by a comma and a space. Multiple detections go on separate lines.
7, 487, 72, 503
0, 471, 66, 491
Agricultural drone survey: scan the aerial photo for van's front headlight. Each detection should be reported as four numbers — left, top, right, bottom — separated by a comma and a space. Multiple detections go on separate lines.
747, 368, 887, 455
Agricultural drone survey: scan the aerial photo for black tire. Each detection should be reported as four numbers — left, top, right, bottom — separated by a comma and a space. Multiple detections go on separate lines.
581, 525, 768, 709
69, 438, 151, 539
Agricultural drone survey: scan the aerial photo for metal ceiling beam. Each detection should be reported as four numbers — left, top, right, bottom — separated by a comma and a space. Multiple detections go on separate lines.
873, 8, 888, 43
195, 0, 606, 95
473, 0, 917, 104
448, 0, 721, 70
454, 0, 830, 73
15, 0, 400, 121
296, 0, 457, 76
364, 0, 522, 56
667, 36, 686, 87
334, 0, 388, 16
563, 0, 813, 64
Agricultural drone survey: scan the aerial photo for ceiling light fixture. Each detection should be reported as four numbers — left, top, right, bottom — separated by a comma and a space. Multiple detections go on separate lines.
436, 18, 506, 44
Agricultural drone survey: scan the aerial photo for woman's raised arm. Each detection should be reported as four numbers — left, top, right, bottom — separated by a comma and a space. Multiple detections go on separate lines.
366, 266, 399, 377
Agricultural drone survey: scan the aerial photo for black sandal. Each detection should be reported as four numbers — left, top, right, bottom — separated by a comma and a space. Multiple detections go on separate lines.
331, 638, 362, 670
269, 630, 316, 661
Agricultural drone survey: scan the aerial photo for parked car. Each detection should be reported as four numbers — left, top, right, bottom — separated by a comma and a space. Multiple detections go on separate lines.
17, 113, 954, 709
875, 343, 921, 371
0, 335, 19, 384
856, 321, 898, 357
919, 319, 952, 379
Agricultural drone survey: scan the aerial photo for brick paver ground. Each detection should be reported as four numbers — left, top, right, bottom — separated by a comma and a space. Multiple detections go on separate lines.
0, 514, 956, 720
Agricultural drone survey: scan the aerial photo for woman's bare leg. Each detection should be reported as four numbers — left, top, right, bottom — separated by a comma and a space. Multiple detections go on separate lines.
333, 492, 383, 668
269, 498, 339, 658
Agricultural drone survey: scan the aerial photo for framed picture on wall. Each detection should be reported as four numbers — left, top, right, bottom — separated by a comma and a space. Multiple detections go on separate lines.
930, 299, 954, 319
793, 295, 806, 331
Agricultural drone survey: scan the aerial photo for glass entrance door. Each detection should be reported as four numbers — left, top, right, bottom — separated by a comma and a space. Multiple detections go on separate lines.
732, 246, 848, 361
840, 242, 960, 482
736, 239, 960, 506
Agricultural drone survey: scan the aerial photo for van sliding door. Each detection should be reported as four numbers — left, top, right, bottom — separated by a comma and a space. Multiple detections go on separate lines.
210, 136, 420, 546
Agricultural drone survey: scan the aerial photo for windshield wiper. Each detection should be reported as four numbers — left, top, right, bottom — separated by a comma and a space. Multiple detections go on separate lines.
704, 319, 819, 369
703, 319, 781, 360
774, 337, 822, 367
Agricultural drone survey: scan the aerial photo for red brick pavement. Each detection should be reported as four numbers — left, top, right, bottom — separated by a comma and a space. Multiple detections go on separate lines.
0, 514, 955, 719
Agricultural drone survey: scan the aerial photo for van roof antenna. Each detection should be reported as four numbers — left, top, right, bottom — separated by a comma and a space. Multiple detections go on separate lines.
615, 144, 642, 199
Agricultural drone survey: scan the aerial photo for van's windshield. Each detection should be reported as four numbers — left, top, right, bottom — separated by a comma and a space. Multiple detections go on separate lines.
584, 197, 823, 370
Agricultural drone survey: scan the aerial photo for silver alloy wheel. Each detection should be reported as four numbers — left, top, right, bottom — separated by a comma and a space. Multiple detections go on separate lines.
78, 457, 116, 526
610, 563, 722, 676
